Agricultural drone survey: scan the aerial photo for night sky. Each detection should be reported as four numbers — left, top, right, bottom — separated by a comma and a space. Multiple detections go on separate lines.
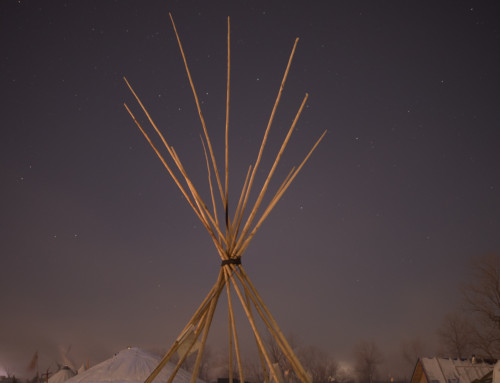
1, 1, 500, 379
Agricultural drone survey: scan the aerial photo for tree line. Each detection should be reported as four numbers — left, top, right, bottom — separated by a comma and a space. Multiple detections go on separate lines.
6, 254, 497, 383
176, 335, 387, 383
438, 253, 500, 360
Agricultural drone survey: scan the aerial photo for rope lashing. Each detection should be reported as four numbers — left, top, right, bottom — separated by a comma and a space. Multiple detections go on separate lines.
221, 257, 241, 267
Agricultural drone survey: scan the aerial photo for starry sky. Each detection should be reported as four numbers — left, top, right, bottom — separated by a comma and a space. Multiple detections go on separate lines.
1, 0, 500, 379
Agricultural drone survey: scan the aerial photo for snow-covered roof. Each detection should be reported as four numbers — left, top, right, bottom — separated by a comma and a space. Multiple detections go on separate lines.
48, 367, 76, 383
413, 357, 494, 383
65, 347, 204, 383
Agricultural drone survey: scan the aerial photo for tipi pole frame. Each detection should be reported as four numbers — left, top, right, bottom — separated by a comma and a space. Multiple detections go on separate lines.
124, 13, 326, 383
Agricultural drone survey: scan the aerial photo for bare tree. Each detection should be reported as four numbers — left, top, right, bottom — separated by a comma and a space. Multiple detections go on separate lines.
353, 340, 383, 383
462, 253, 500, 358
334, 366, 356, 383
244, 358, 270, 383
171, 345, 213, 381
400, 337, 424, 372
463, 253, 500, 326
197, 345, 212, 383
266, 333, 302, 383
298, 345, 338, 383
264, 336, 341, 383
437, 312, 474, 358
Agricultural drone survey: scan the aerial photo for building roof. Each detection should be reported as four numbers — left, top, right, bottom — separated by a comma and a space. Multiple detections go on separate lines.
411, 357, 494, 383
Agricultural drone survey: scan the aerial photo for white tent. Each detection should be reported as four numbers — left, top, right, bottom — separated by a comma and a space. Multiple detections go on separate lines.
64, 348, 204, 383
48, 367, 76, 383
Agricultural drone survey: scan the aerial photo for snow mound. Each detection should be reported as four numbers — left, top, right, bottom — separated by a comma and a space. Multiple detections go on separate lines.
49, 367, 76, 383
65, 347, 204, 383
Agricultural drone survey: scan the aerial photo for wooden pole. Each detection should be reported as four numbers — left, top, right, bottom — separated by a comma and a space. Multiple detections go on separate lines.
223, 267, 245, 383
234, 38, 299, 248
123, 103, 202, 223
226, 266, 282, 383
237, 130, 327, 256
190, 272, 226, 383
166, 310, 210, 383
201, 136, 220, 233
168, 146, 227, 248
235, 267, 311, 383
144, 272, 224, 383
229, 165, 252, 251
225, 264, 270, 383
233, 93, 309, 256
124, 99, 228, 252
169, 13, 225, 204
243, 276, 269, 383
227, 265, 308, 383
225, 16, 231, 235
225, 270, 234, 383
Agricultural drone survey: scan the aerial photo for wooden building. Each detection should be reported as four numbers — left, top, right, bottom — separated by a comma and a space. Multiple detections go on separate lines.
411, 358, 494, 383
